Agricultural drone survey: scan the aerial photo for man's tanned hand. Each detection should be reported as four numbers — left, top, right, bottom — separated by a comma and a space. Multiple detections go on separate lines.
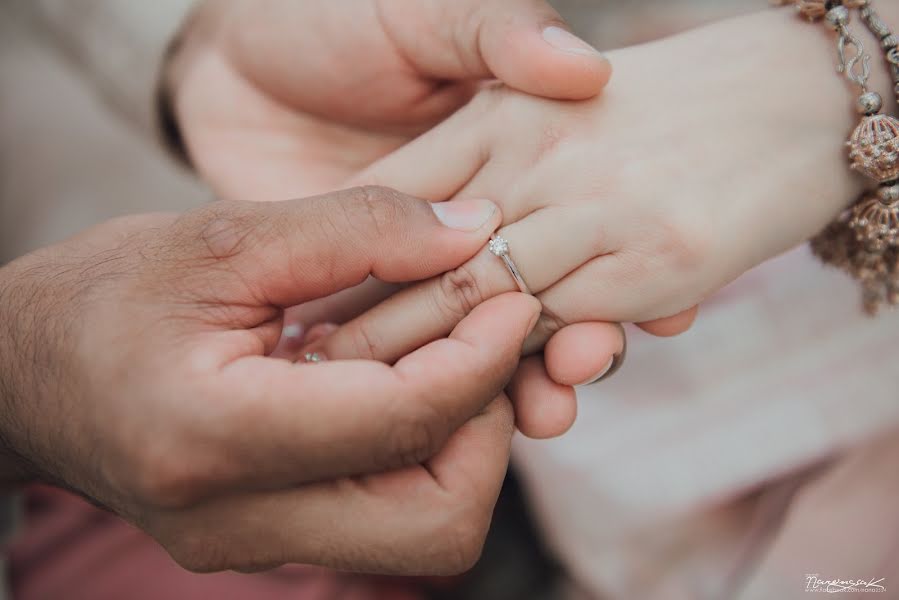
0, 188, 540, 575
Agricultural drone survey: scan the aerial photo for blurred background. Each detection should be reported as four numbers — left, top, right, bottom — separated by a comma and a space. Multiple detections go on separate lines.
3, 2, 898, 600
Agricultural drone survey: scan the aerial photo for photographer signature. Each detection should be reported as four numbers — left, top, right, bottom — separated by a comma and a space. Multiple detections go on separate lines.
805, 574, 886, 593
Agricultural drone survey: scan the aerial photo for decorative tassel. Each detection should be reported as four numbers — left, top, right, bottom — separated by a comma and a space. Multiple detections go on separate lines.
789, 0, 899, 313
811, 185, 899, 314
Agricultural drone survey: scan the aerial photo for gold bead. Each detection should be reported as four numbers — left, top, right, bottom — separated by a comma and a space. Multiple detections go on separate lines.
796, 0, 828, 20
848, 115, 899, 183
849, 192, 899, 252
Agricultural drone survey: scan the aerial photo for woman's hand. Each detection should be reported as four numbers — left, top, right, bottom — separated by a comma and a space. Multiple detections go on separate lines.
300, 9, 892, 383
166, 0, 612, 201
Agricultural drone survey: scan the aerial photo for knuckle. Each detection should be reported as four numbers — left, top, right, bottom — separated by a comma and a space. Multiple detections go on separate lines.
347, 185, 415, 236
435, 263, 489, 321
174, 202, 265, 262
531, 122, 572, 165
657, 212, 712, 273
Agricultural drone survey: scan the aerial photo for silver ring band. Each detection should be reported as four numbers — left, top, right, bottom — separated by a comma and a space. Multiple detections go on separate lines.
489, 235, 532, 295
587, 327, 627, 385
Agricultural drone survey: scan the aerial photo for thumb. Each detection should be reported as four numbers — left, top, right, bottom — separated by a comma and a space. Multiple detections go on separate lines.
385, 0, 612, 100
175, 187, 501, 308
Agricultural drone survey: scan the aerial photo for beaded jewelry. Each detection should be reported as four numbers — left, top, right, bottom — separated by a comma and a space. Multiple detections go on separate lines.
776, 0, 899, 313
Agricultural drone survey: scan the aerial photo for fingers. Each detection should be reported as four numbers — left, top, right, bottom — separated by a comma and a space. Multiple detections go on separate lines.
154, 395, 517, 575
271, 278, 402, 359
507, 356, 577, 439
170, 188, 500, 309
289, 279, 399, 330
425, 393, 514, 499
303, 204, 614, 364
160, 293, 539, 505
637, 306, 699, 337
348, 101, 490, 200
537, 253, 702, 323
381, 0, 612, 100
297, 248, 509, 364
529, 311, 696, 390
542, 322, 626, 386
472, 0, 613, 99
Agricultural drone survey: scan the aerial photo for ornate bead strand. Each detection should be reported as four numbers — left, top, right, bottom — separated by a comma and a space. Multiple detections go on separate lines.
776, 0, 899, 312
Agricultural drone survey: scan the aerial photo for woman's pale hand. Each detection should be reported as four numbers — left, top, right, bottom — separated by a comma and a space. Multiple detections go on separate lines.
299, 9, 888, 389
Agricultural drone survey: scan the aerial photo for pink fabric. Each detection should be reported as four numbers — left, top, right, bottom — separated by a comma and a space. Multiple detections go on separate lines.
9, 486, 425, 600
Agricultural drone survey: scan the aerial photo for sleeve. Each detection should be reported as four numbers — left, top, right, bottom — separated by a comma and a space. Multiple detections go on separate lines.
16, 0, 197, 139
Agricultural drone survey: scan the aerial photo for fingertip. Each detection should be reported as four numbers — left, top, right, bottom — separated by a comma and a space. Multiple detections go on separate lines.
544, 322, 624, 386
637, 306, 699, 338
509, 357, 577, 439
489, 26, 611, 100
539, 25, 613, 97
430, 197, 500, 233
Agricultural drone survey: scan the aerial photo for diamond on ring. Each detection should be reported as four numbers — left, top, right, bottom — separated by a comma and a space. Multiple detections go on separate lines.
488, 236, 511, 257
488, 234, 532, 295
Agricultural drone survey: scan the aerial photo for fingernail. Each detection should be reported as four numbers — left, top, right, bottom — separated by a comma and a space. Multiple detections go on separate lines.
432, 199, 497, 231
278, 323, 306, 351
282, 323, 304, 340
542, 26, 604, 58
576, 356, 617, 386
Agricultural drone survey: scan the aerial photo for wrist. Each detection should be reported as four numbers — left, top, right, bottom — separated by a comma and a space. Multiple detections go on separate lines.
156, 1, 225, 169
760, 3, 899, 252
0, 261, 40, 487
628, 7, 898, 260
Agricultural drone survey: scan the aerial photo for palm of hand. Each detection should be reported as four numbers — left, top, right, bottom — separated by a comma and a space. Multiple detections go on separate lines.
174, 1, 475, 201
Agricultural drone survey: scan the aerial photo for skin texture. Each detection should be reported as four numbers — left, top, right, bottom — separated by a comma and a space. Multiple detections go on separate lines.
300, 8, 896, 368
0, 188, 545, 575
169, 0, 608, 437
169, 0, 694, 437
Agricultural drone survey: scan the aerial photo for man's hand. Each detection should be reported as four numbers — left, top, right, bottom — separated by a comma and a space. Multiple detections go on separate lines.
0, 188, 542, 574
165, 0, 611, 200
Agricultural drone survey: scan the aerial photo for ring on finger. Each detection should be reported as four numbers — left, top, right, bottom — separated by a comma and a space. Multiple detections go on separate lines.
488, 234, 532, 295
